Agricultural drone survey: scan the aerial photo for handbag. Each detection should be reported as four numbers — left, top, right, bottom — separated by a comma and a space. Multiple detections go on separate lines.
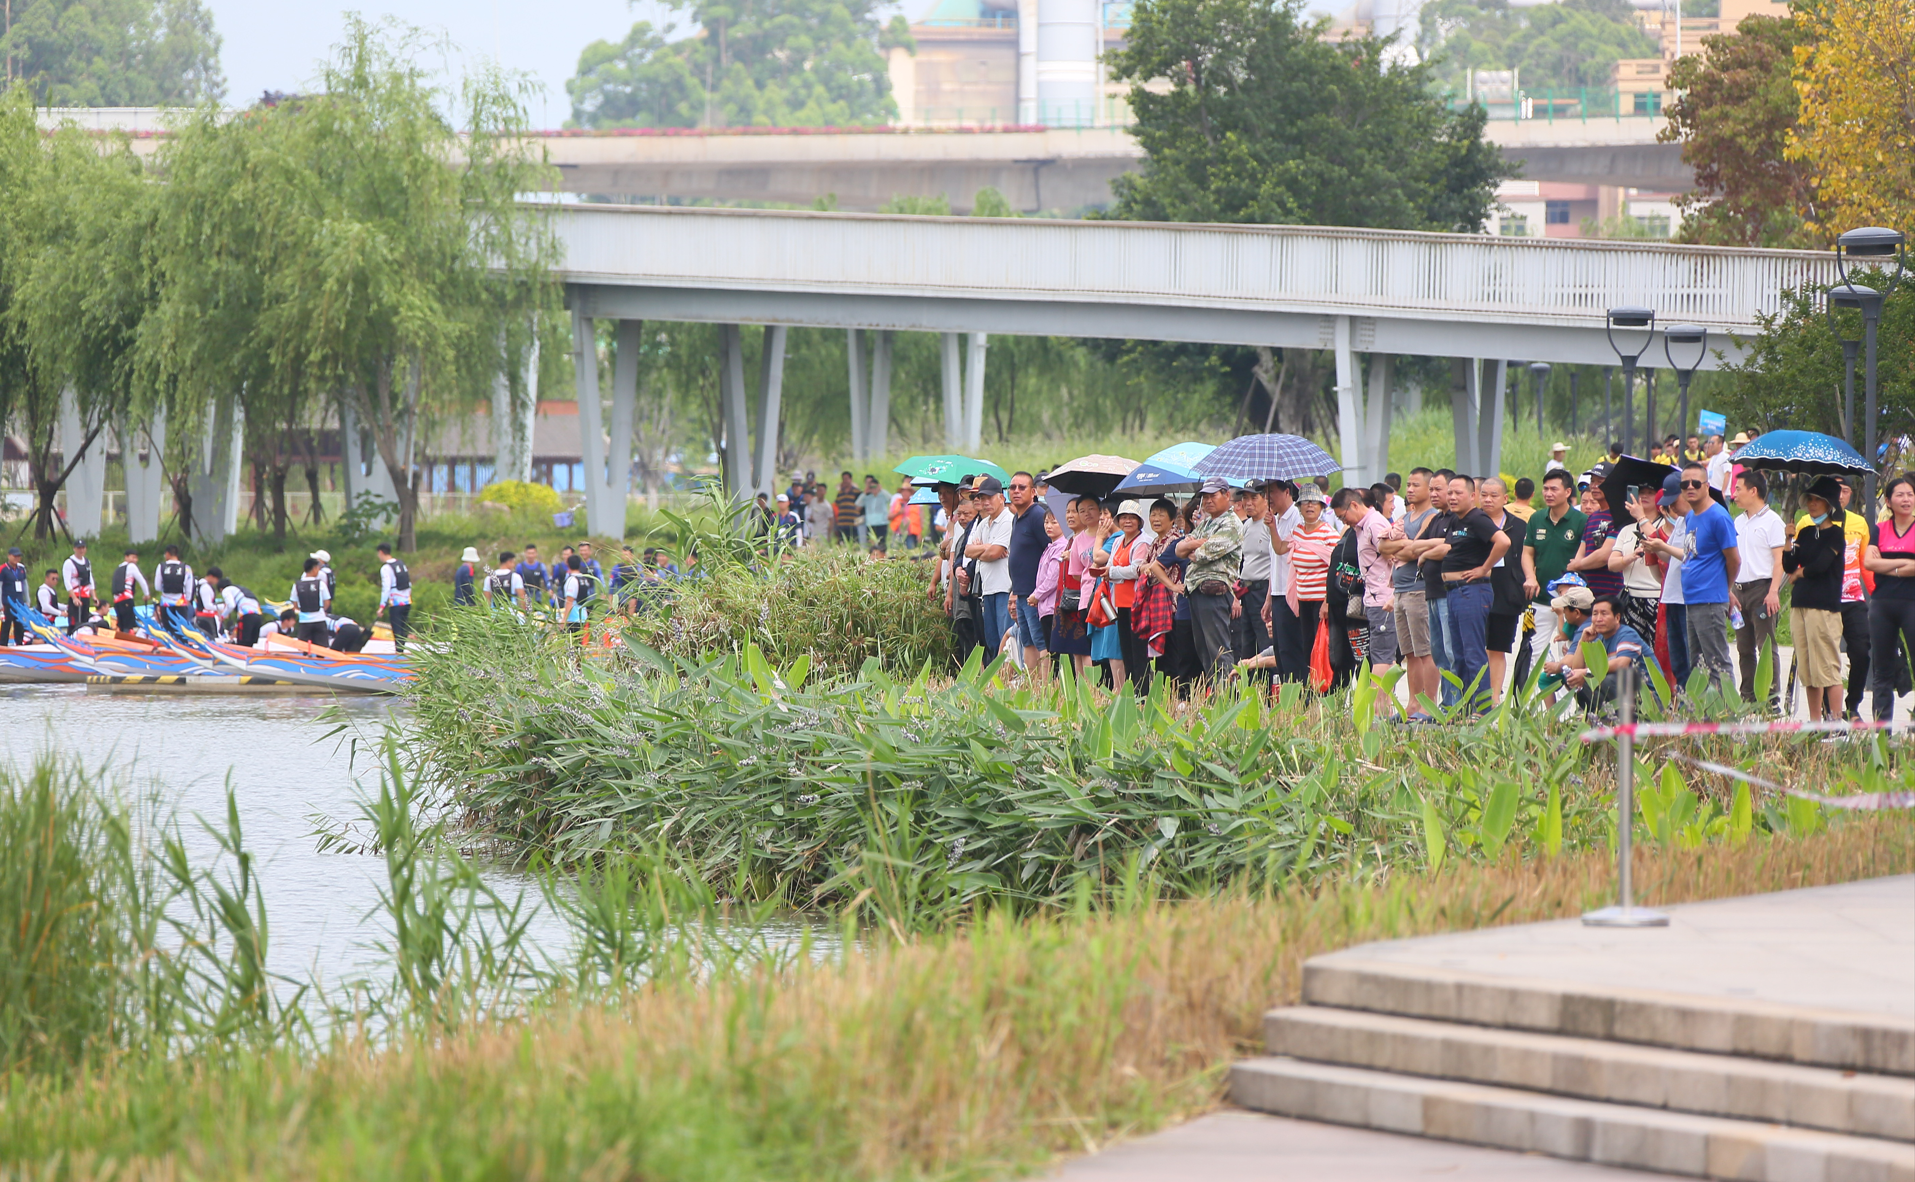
1086, 576, 1117, 629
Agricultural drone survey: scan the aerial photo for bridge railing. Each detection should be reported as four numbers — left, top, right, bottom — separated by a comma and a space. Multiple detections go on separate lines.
553, 205, 1836, 333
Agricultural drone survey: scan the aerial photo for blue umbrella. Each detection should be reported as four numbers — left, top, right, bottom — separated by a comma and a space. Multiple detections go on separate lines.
1112, 462, 1203, 494
1193, 434, 1341, 482
1142, 441, 1216, 472
909, 485, 941, 506
1733, 430, 1873, 476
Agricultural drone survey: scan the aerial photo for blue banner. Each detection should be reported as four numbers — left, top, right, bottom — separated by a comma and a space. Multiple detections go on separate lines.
1697, 410, 1726, 437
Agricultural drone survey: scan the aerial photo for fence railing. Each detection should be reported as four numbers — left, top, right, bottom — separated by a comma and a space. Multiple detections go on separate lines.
1449, 88, 1672, 122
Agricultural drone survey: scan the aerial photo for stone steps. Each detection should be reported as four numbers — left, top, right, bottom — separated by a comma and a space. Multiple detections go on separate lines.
1264, 1005, 1914, 1140
1231, 1057, 1915, 1182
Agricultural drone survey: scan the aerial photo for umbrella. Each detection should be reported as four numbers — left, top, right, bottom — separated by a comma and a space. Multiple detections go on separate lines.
1142, 441, 1217, 472
908, 485, 942, 506
893, 455, 1008, 485
1193, 434, 1340, 482
1733, 430, 1873, 475
1112, 462, 1203, 495
1598, 456, 1676, 520
1045, 454, 1140, 499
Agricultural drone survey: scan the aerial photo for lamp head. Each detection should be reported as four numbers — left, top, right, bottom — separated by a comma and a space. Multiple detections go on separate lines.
1828, 282, 1881, 308
1607, 306, 1655, 328
1662, 323, 1707, 376
1837, 227, 1905, 256
1529, 362, 1552, 377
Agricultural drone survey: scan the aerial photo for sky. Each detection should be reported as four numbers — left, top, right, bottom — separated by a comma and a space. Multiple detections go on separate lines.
204, 0, 680, 128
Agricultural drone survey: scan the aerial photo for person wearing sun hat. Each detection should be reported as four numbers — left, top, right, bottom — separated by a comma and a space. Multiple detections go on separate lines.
1175, 476, 1246, 679
1785, 475, 1850, 721
453, 546, 482, 607
1098, 499, 1155, 693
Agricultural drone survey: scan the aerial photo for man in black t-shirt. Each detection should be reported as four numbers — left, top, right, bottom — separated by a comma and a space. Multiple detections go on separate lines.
1434, 475, 1509, 713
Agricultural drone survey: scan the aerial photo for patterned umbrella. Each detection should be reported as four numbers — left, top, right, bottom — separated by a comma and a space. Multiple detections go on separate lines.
1045, 454, 1140, 499
1142, 441, 1217, 472
1733, 430, 1873, 476
1111, 462, 1203, 495
1192, 434, 1341, 482
893, 455, 1009, 485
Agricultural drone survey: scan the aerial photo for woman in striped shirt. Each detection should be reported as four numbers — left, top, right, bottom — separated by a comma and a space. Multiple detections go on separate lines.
1285, 485, 1343, 679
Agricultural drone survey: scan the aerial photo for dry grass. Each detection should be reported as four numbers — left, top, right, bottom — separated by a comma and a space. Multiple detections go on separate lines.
6, 816, 1908, 1181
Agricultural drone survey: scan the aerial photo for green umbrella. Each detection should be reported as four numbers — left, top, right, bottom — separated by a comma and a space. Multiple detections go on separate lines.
891, 455, 1009, 485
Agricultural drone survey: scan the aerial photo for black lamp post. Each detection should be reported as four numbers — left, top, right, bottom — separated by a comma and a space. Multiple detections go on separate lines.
1606, 307, 1655, 457
1662, 324, 1708, 450
1823, 286, 1871, 447
1529, 362, 1551, 433
1834, 226, 1909, 521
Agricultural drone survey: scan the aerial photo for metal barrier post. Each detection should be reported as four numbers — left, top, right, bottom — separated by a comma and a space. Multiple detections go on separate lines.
1585, 665, 1670, 926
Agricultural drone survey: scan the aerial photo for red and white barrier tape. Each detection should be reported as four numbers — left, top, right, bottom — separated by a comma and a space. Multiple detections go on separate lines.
1578, 718, 1915, 742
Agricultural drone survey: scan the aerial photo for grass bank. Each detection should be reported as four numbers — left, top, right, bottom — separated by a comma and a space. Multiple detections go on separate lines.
5, 808, 1907, 1180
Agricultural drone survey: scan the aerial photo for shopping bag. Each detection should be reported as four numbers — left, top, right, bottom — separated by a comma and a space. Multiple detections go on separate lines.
1308, 616, 1334, 693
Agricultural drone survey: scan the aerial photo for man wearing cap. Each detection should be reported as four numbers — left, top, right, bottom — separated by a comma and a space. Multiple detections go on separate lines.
964, 475, 1015, 657
0, 547, 28, 645
1547, 592, 1650, 713
310, 550, 336, 612
1259, 478, 1304, 679
1544, 442, 1571, 476
1177, 477, 1245, 678
1231, 481, 1273, 665
1538, 584, 1595, 699
773, 493, 803, 549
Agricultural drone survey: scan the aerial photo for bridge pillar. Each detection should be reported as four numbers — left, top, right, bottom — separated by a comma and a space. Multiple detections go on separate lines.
1477, 359, 1507, 479
1333, 317, 1362, 482
964, 333, 988, 453
57, 388, 106, 540
869, 330, 893, 460
1362, 354, 1393, 489
720, 324, 750, 501
755, 325, 787, 498
1452, 359, 1481, 477
492, 326, 537, 484
941, 332, 963, 449
848, 329, 868, 462
189, 394, 243, 544
601, 318, 640, 528
124, 411, 165, 544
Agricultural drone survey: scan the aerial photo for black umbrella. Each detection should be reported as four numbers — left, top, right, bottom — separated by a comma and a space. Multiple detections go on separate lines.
1044, 454, 1140, 499
1599, 456, 1676, 519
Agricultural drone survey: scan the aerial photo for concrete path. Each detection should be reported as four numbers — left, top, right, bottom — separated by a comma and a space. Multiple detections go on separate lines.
1046, 1109, 1690, 1180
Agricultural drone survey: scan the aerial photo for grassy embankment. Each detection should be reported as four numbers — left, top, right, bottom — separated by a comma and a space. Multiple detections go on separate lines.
3, 740, 1909, 1180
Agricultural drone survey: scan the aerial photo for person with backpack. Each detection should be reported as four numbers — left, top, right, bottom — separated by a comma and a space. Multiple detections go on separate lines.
109, 548, 150, 634
194, 567, 224, 637
60, 540, 95, 637
374, 542, 413, 652
1, 548, 29, 645
154, 545, 196, 638
290, 557, 331, 645
561, 553, 593, 634
485, 552, 528, 612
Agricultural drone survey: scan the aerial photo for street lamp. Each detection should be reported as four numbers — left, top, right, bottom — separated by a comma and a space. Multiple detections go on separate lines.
1834, 226, 1909, 521
1824, 285, 1873, 447
1662, 324, 1708, 450
1606, 306, 1656, 456
1529, 362, 1551, 433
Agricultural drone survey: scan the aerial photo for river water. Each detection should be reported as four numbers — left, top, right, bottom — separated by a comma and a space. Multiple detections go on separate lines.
1, 685, 579, 991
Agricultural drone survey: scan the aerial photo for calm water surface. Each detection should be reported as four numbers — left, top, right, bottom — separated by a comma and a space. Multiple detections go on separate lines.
1, 685, 578, 989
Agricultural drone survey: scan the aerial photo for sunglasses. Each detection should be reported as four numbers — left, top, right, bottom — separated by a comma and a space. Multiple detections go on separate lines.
1680, 480, 1705, 490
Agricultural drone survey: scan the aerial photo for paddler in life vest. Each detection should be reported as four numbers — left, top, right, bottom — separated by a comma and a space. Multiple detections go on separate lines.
255, 608, 296, 647
1, 547, 29, 645
374, 542, 412, 652
154, 545, 196, 637
193, 566, 223, 637
221, 577, 264, 646
327, 614, 371, 653
290, 558, 331, 645
562, 553, 590, 635
485, 551, 528, 613
38, 569, 65, 629
61, 539, 95, 637
110, 548, 150, 634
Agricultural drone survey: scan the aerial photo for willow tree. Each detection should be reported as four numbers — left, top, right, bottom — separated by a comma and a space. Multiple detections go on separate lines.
0, 88, 148, 539
153, 20, 558, 552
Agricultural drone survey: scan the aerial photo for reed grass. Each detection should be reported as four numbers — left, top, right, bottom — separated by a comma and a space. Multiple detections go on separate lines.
4, 816, 1906, 1181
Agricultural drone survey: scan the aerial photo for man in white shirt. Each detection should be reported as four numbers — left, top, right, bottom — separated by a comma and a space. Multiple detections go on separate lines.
963, 476, 1015, 657
375, 543, 413, 651
1704, 435, 1732, 496
1260, 479, 1304, 679
1231, 482, 1274, 663
485, 551, 528, 612
1544, 442, 1571, 476
1731, 468, 1785, 709
108, 548, 149, 633
60, 540, 94, 636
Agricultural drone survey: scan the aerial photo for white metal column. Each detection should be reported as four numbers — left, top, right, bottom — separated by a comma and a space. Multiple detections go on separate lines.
124, 411, 165, 544
755, 324, 788, 498
940, 332, 962, 450
847, 328, 868, 461
1333, 316, 1361, 481
869, 330, 894, 460
1452, 359, 1481, 478
1477, 359, 1508, 480
964, 332, 988, 453
720, 324, 750, 500
57, 388, 105, 539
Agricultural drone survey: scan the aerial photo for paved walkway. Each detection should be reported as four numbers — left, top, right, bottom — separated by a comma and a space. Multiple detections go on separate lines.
1041, 875, 1913, 1181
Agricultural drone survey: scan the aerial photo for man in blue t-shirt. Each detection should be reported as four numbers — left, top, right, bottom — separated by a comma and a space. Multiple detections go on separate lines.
1003, 471, 1052, 674
1674, 461, 1739, 695
1558, 595, 1653, 712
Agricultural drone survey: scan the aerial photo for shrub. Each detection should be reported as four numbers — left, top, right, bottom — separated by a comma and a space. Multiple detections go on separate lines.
477, 480, 563, 516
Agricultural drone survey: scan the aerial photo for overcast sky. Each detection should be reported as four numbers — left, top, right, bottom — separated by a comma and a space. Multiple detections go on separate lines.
204, 0, 682, 127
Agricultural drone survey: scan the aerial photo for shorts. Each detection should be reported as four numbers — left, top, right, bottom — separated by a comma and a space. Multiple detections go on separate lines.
1013, 599, 1046, 650
1792, 606, 1844, 687
1392, 588, 1431, 658
1486, 612, 1518, 654
1364, 605, 1398, 666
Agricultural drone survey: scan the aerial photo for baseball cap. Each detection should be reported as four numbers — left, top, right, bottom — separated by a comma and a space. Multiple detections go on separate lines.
6, 547, 20, 556
775, 492, 789, 502
971, 475, 1004, 496
1199, 476, 1232, 495
310, 550, 331, 564
1662, 471, 1684, 498
1551, 585, 1595, 613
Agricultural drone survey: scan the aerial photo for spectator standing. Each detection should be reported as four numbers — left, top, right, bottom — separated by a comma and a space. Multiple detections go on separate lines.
1508, 477, 1536, 522
941, 491, 982, 663
1383, 469, 1441, 718
1730, 470, 1785, 709
1812, 478, 1873, 720
1783, 477, 1849, 721
1281, 484, 1340, 684
1178, 477, 1245, 679
1031, 509, 1067, 671
1050, 496, 1098, 677
1096, 500, 1155, 694
1142, 499, 1199, 691
1703, 435, 1730, 495
1566, 468, 1623, 601
453, 546, 480, 606
1544, 442, 1571, 476
833, 472, 862, 544
1519, 472, 1585, 692
1683, 435, 1704, 464
1864, 475, 1915, 722
964, 476, 1015, 657
1368, 482, 1397, 525
1262, 479, 1304, 679
1338, 487, 1396, 707
1608, 489, 1667, 671
1479, 477, 1526, 704
805, 485, 835, 546
1434, 475, 1508, 713
1417, 472, 1459, 707
859, 475, 890, 550
773, 494, 803, 549
1232, 482, 1273, 664
1676, 461, 1739, 694
1004, 472, 1052, 674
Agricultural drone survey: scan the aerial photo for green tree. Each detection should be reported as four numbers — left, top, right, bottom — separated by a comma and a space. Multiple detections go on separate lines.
567, 0, 912, 129
1661, 14, 1820, 247
1416, 0, 1658, 96
1, 0, 223, 105
1108, 0, 1507, 230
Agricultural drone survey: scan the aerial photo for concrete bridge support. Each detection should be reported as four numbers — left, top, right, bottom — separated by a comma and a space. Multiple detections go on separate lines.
847, 328, 893, 464
124, 411, 165, 544
1447, 359, 1511, 482
491, 330, 538, 484
754, 325, 787, 498
571, 309, 640, 536
715, 323, 790, 505
189, 395, 243, 544
57, 389, 106, 540
936, 331, 990, 454
340, 396, 397, 514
